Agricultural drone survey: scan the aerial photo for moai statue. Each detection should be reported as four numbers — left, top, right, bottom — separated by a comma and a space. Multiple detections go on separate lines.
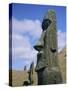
34, 10, 62, 85
28, 62, 34, 84
24, 66, 27, 71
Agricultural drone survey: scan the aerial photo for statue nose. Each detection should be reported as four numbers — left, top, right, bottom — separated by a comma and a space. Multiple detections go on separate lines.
34, 32, 45, 51
34, 40, 43, 51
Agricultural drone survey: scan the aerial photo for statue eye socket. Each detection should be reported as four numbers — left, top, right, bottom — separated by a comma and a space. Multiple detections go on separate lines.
50, 49, 56, 53
42, 19, 51, 31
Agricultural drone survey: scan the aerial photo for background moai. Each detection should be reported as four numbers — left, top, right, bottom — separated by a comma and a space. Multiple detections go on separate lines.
34, 10, 62, 85
28, 62, 35, 84
24, 66, 27, 71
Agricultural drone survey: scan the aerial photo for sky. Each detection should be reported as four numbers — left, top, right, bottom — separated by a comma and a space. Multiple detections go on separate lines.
9, 3, 66, 70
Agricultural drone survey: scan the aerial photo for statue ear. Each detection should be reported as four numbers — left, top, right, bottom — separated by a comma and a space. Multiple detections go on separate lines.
42, 19, 51, 31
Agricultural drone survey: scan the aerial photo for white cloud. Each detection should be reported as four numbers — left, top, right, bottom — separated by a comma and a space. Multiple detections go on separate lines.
57, 30, 66, 52
12, 34, 31, 48
12, 17, 66, 69
12, 17, 41, 68
12, 17, 42, 39
12, 34, 37, 60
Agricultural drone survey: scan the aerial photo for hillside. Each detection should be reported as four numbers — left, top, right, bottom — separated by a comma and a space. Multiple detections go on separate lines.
12, 70, 37, 86
11, 47, 66, 86
58, 47, 66, 83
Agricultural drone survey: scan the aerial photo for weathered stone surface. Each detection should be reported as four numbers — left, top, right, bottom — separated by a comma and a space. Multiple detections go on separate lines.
34, 10, 62, 85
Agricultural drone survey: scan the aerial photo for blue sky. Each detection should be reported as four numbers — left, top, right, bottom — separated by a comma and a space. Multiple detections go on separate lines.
10, 3, 66, 70
12, 3, 66, 32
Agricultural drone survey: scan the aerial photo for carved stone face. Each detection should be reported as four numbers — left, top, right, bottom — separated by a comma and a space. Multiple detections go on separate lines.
42, 19, 51, 31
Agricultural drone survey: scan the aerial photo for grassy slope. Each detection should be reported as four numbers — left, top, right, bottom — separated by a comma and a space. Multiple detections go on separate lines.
58, 47, 66, 83
12, 70, 37, 86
